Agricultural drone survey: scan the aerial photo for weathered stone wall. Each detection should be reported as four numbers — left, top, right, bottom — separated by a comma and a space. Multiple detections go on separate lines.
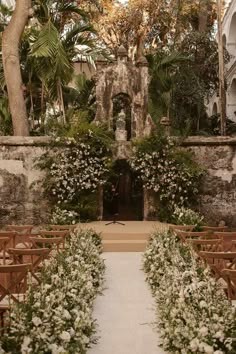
0, 136, 51, 226
182, 137, 236, 227
1, 136, 236, 226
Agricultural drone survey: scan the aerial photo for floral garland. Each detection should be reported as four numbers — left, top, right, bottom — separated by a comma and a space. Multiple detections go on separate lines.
143, 229, 236, 354
38, 132, 111, 223
129, 134, 203, 218
0, 229, 105, 354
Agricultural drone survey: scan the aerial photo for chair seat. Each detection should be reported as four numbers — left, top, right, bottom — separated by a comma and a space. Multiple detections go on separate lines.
0, 259, 13, 265
15, 242, 31, 249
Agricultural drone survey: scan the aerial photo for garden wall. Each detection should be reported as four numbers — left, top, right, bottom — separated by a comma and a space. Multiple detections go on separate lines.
182, 136, 236, 227
0, 136, 50, 226
0, 136, 236, 226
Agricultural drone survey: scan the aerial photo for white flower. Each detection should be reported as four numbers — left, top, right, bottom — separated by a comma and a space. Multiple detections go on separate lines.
21, 336, 31, 353
60, 331, 71, 342
32, 316, 42, 326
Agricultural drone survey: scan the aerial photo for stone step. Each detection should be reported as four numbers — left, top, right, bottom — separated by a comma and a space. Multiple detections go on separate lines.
101, 232, 150, 241
102, 240, 147, 252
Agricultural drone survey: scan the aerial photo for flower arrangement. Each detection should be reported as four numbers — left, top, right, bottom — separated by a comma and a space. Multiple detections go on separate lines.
171, 205, 204, 227
50, 206, 79, 225
37, 129, 112, 221
130, 133, 203, 221
0, 228, 105, 354
143, 229, 236, 354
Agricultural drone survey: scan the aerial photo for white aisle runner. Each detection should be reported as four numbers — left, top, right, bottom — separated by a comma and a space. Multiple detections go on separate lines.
88, 253, 166, 354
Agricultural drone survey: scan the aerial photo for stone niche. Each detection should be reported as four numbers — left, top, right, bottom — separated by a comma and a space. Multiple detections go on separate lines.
94, 45, 152, 140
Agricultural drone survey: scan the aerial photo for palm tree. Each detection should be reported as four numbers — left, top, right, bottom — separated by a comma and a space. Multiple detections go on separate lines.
29, 0, 98, 125
147, 51, 187, 124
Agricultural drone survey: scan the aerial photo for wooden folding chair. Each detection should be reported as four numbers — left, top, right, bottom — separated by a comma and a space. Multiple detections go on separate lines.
188, 239, 222, 256
38, 230, 70, 249
8, 248, 50, 284
199, 251, 236, 282
222, 269, 236, 301
29, 237, 63, 256
213, 232, 236, 252
0, 263, 31, 328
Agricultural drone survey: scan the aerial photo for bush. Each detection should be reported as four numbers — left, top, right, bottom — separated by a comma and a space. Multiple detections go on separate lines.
143, 229, 236, 353
171, 206, 204, 227
0, 229, 105, 354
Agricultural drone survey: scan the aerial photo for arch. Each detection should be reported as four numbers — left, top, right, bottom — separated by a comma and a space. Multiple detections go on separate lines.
228, 78, 236, 121
212, 102, 218, 116
222, 34, 227, 49
103, 159, 143, 221
112, 93, 132, 140
228, 13, 236, 55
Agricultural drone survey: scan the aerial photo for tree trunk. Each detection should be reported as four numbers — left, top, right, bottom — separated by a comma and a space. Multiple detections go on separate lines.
2, 0, 32, 136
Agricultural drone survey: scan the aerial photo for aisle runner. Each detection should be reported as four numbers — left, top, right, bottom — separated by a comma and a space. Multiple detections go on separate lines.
88, 253, 165, 354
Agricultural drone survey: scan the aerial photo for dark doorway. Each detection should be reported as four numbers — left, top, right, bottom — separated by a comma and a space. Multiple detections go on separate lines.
103, 160, 143, 221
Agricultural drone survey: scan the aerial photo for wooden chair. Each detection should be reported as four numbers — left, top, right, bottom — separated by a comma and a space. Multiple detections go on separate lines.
188, 239, 222, 256
6, 225, 34, 234
6, 226, 34, 249
169, 224, 195, 232
202, 226, 228, 232
174, 230, 211, 243
0, 231, 17, 248
29, 237, 63, 255
38, 230, 70, 249
8, 248, 50, 284
222, 269, 236, 301
0, 238, 11, 265
49, 224, 77, 231
199, 251, 236, 282
213, 232, 236, 252
0, 263, 31, 328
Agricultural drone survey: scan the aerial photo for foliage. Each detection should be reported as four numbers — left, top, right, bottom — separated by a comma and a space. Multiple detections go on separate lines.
0, 228, 105, 354
171, 206, 204, 227
37, 126, 112, 221
130, 133, 203, 221
143, 229, 236, 354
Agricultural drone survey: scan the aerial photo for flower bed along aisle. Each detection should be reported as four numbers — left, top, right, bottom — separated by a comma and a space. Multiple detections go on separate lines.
0, 228, 105, 354
143, 229, 236, 354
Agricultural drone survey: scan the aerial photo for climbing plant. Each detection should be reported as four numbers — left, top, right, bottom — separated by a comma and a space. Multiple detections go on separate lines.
129, 132, 203, 221
37, 124, 113, 223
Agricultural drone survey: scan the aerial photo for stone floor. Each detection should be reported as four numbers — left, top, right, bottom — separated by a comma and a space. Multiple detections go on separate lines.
88, 252, 166, 354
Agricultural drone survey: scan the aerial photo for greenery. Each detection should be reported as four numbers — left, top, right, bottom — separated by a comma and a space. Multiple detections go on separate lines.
130, 132, 203, 221
0, 228, 105, 354
143, 229, 236, 354
37, 123, 112, 222
171, 206, 204, 227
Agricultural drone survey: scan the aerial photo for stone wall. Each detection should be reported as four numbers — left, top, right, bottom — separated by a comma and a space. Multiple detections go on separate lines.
1, 136, 236, 226
182, 136, 236, 227
0, 136, 50, 226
